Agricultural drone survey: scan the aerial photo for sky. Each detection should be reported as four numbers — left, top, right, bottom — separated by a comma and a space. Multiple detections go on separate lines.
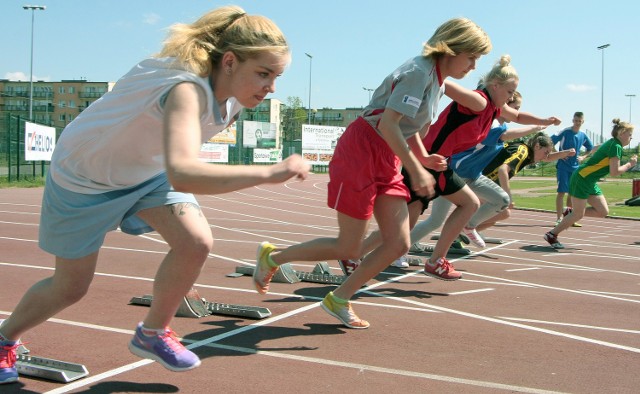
3, 0, 640, 147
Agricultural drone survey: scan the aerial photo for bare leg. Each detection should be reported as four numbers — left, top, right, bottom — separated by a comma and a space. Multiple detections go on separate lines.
476, 209, 510, 232
0, 253, 98, 341
136, 203, 213, 329
270, 214, 369, 265
334, 195, 410, 300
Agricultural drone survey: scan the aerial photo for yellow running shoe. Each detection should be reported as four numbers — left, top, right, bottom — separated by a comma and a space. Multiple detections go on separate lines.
253, 242, 278, 295
321, 292, 369, 329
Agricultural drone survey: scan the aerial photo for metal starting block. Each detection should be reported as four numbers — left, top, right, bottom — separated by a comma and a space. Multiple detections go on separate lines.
129, 288, 271, 319
235, 262, 346, 285
235, 263, 301, 284
296, 262, 345, 284
16, 353, 89, 383
410, 242, 471, 256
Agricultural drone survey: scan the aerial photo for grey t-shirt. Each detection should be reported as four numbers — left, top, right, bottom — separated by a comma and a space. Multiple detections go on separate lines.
362, 56, 445, 139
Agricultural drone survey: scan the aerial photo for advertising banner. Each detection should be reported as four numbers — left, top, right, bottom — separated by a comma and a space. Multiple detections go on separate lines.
243, 120, 278, 149
301, 124, 345, 165
199, 143, 229, 163
24, 121, 56, 161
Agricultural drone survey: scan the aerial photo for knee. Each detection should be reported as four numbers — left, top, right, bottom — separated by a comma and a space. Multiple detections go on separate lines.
388, 236, 411, 256
596, 206, 608, 218
174, 232, 214, 264
54, 279, 91, 305
468, 197, 481, 213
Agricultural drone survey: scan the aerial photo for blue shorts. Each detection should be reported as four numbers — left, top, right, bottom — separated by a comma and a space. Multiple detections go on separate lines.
39, 172, 198, 259
556, 167, 575, 193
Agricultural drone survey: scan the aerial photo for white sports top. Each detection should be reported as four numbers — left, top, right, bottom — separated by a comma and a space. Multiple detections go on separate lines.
50, 57, 242, 193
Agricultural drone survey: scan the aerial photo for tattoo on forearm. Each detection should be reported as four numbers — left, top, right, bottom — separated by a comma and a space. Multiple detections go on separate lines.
170, 203, 202, 217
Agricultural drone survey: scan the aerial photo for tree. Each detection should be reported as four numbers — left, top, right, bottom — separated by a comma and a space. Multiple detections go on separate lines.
281, 96, 306, 141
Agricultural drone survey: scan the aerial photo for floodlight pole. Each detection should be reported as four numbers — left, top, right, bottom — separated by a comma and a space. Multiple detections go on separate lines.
597, 44, 610, 143
305, 53, 313, 124
363, 87, 374, 103
625, 94, 635, 123
23, 5, 46, 121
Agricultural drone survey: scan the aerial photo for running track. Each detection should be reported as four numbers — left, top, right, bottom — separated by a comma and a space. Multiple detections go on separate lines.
0, 173, 638, 393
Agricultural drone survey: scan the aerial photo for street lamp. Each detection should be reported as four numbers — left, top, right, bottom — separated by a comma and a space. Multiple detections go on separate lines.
23, 5, 46, 121
305, 53, 312, 124
363, 87, 374, 103
597, 43, 610, 143
625, 94, 636, 122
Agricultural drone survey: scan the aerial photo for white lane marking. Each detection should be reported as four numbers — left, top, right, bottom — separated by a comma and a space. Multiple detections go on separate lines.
505, 267, 542, 272
447, 288, 495, 296
498, 317, 640, 334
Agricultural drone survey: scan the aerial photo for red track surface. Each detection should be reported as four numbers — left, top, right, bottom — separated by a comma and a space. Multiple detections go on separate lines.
1, 174, 639, 393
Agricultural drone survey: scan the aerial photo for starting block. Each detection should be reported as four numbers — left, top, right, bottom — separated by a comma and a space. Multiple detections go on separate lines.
410, 242, 471, 256
235, 263, 301, 284
129, 288, 271, 319
295, 262, 345, 284
235, 262, 346, 285
16, 352, 89, 383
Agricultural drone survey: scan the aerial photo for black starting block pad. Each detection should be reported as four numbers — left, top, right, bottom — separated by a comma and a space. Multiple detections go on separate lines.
129, 288, 271, 319
235, 262, 346, 285
16, 353, 89, 383
410, 243, 471, 256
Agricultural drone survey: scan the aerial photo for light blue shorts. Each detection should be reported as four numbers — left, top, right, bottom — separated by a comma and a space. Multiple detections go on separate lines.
39, 172, 198, 259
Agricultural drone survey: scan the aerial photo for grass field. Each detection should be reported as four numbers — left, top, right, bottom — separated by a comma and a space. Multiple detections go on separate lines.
509, 178, 639, 219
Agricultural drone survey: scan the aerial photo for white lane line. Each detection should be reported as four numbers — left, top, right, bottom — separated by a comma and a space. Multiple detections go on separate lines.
447, 288, 494, 296
498, 317, 640, 334
580, 290, 640, 298
505, 267, 541, 272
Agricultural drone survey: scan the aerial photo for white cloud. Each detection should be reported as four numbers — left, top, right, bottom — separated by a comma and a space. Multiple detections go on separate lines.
5, 72, 28, 81
566, 84, 596, 92
143, 13, 161, 25
4, 72, 50, 82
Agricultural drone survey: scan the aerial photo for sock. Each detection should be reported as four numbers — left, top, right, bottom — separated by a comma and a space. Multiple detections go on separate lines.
140, 324, 166, 337
329, 291, 348, 304
266, 254, 278, 268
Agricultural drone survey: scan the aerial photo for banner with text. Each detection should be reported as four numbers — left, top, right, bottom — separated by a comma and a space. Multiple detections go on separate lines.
301, 124, 345, 165
253, 149, 282, 163
24, 121, 56, 161
198, 143, 229, 163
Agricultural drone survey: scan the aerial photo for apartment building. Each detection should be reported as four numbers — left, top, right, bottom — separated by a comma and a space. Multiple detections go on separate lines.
0, 79, 112, 130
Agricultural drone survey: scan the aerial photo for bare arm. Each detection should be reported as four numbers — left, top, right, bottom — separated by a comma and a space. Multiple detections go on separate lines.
496, 164, 512, 198
609, 154, 638, 176
163, 82, 309, 194
378, 108, 442, 196
500, 125, 547, 141
501, 106, 561, 126
443, 80, 487, 112
543, 148, 576, 162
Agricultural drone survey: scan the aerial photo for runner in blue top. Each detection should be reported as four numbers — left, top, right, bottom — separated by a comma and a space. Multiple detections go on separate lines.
551, 111, 594, 225
409, 92, 558, 251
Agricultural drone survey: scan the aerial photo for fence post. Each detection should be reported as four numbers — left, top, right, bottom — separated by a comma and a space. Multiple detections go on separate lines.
16, 116, 21, 180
